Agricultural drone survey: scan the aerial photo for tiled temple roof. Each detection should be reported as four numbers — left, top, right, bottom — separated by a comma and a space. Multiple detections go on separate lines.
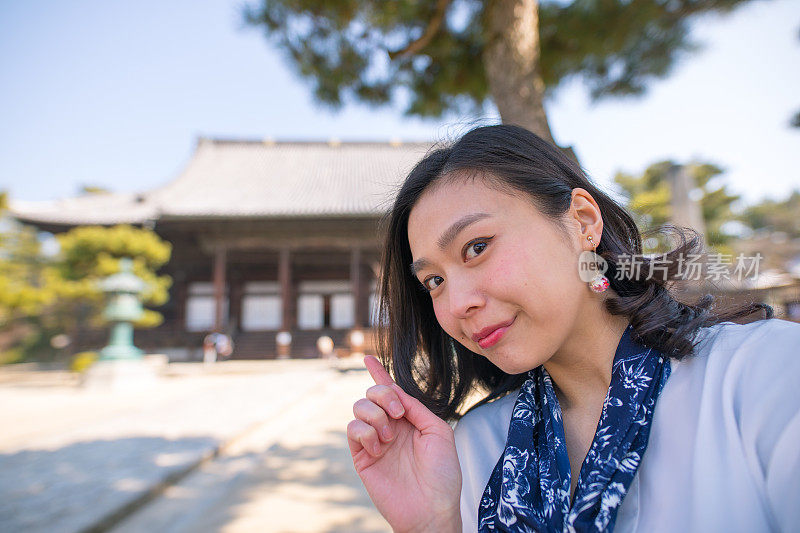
10, 138, 436, 226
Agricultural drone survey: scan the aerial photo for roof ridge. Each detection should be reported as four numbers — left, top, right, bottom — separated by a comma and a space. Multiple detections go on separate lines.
11, 137, 431, 226
197, 137, 434, 147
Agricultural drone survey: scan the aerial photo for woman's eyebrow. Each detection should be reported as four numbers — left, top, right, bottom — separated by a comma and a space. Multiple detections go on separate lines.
410, 258, 430, 277
437, 212, 491, 250
410, 212, 491, 276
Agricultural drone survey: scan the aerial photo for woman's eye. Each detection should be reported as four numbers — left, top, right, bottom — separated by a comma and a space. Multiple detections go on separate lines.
464, 240, 489, 260
422, 275, 443, 291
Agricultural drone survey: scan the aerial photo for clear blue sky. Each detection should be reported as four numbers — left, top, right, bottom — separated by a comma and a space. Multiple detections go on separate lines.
1, 0, 798, 207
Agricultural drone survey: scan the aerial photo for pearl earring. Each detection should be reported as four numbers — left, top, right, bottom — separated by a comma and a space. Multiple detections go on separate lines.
586, 235, 610, 293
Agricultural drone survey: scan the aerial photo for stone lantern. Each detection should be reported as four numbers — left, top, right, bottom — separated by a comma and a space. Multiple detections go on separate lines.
98, 258, 147, 361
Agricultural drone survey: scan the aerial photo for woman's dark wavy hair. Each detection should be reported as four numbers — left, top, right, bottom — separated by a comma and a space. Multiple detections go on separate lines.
377, 124, 772, 422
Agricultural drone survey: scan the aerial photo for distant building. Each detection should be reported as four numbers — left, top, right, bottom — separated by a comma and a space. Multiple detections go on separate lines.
11, 138, 434, 359
11, 140, 798, 360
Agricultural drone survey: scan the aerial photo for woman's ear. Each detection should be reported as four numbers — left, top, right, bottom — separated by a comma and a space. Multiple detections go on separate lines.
569, 188, 603, 246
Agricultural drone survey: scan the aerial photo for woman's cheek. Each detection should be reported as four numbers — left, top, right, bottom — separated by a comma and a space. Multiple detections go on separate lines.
432, 299, 470, 345
431, 299, 452, 332
487, 255, 528, 292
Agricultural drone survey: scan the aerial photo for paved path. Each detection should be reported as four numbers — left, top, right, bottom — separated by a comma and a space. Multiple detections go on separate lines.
113, 365, 390, 533
0, 359, 389, 533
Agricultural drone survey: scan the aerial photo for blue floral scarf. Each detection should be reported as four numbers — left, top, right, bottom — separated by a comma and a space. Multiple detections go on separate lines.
477, 325, 671, 532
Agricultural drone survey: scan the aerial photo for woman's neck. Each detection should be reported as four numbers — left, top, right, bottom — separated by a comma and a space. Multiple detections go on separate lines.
543, 304, 630, 412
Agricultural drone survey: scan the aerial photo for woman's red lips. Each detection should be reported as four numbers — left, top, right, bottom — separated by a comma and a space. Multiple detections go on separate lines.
472, 318, 515, 349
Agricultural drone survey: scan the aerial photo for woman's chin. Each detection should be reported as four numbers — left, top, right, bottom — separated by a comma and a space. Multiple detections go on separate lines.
482, 350, 541, 375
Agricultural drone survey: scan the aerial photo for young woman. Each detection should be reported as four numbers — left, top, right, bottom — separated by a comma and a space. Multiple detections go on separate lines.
346, 125, 800, 532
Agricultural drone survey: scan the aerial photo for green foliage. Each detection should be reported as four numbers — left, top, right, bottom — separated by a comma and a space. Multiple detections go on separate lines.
0, 347, 25, 365
1, 193, 57, 362
243, 0, 751, 118
47, 225, 173, 330
79, 185, 111, 195
70, 351, 98, 373
0, 193, 54, 325
537, 0, 746, 99
693, 163, 741, 251
0, 208, 173, 362
614, 161, 740, 254
739, 190, 800, 238
614, 161, 673, 230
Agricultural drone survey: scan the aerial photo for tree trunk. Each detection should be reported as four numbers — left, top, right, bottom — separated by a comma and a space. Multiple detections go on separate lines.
483, 0, 554, 144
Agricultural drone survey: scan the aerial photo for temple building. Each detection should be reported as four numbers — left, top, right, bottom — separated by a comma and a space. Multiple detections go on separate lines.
11, 140, 799, 359
11, 138, 433, 359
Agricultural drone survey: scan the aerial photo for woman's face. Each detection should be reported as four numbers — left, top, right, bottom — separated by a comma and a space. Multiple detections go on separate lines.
407, 177, 592, 374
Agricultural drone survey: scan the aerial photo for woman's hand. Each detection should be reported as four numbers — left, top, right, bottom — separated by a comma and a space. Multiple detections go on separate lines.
347, 355, 462, 533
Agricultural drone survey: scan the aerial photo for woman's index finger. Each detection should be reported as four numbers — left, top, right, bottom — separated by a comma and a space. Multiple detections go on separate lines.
363, 355, 395, 387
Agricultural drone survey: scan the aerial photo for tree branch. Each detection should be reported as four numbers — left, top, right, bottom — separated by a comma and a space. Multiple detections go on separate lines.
388, 0, 452, 60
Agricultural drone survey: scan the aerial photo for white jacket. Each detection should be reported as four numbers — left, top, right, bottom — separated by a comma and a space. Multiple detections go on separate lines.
454, 319, 800, 532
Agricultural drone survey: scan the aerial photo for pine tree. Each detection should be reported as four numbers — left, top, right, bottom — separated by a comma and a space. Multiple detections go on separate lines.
614, 161, 740, 254
244, 0, 755, 144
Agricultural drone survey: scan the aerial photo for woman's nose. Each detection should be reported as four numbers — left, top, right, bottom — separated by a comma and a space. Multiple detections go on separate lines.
447, 276, 485, 318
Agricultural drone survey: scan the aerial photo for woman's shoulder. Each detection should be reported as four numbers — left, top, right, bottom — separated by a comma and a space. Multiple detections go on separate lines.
700, 316, 800, 342
673, 318, 800, 416
685, 318, 800, 373
687, 319, 800, 532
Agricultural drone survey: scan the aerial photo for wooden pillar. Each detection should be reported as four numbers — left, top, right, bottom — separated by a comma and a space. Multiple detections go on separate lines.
229, 273, 242, 334
213, 245, 227, 332
279, 249, 293, 330
351, 247, 365, 328
323, 294, 332, 329
175, 277, 187, 328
